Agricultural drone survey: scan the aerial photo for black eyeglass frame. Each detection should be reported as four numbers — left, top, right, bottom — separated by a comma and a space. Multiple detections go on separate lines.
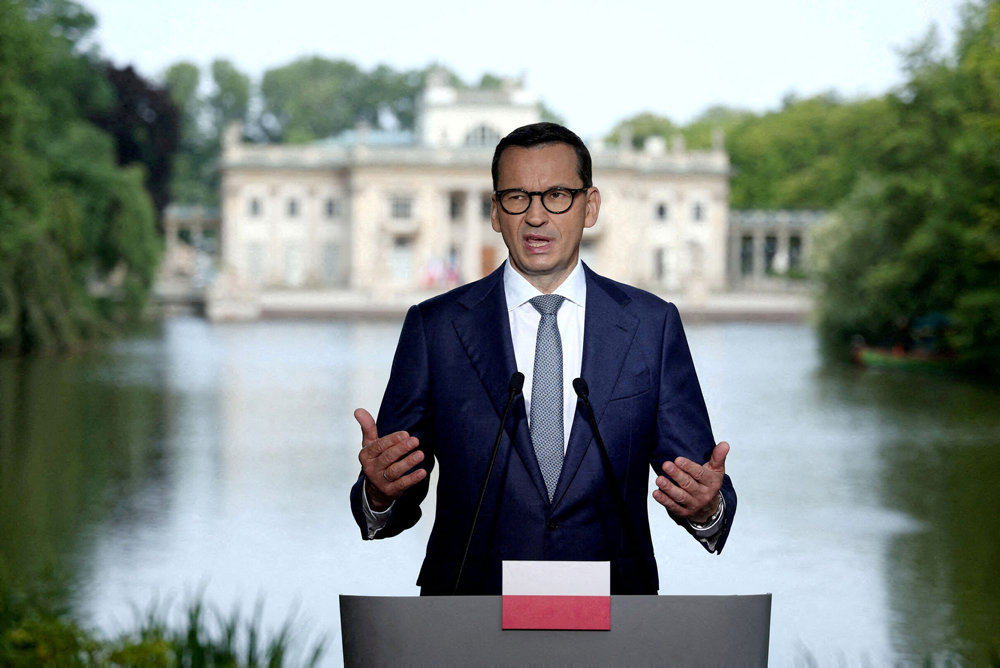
493, 187, 591, 215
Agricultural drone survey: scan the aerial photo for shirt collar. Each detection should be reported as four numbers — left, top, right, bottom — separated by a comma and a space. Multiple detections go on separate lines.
503, 259, 587, 312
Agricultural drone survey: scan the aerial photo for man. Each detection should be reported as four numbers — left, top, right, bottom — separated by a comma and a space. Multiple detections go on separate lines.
350, 122, 734, 595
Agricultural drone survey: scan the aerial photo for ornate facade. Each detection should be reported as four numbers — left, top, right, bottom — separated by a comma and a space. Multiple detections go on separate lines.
209, 75, 794, 320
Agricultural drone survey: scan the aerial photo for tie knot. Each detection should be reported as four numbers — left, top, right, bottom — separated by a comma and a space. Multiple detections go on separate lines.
530, 294, 565, 316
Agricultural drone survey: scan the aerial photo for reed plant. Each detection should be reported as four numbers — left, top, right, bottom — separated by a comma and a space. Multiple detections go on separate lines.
1, 576, 326, 666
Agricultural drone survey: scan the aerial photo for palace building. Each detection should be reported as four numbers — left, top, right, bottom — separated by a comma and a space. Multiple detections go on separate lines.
199, 72, 811, 320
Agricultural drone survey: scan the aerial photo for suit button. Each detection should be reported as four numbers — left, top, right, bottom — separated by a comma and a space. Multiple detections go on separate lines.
546, 520, 558, 530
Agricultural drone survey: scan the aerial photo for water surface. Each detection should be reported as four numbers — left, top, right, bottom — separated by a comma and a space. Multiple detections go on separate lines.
1, 316, 998, 665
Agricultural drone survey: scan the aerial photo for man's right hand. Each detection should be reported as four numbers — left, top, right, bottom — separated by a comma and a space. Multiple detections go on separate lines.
355, 408, 427, 511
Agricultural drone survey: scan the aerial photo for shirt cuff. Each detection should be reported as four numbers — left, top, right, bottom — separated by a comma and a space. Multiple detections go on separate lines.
686, 495, 725, 537
362, 481, 394, 539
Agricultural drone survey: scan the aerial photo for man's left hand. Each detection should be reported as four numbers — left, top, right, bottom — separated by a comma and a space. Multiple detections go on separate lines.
653, 441, 729, 523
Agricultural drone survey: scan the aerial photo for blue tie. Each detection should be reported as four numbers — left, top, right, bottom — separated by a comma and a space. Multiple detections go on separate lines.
529, 294, 566, 502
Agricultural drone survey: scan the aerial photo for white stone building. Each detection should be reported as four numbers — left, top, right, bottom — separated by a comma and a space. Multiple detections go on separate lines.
210, 74, 733, 319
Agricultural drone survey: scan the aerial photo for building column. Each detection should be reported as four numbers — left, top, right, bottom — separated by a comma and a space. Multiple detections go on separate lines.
753, 232, 767, 281
774, 231, 790, 274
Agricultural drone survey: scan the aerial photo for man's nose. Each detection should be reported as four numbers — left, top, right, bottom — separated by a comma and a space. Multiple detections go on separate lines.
524, 194, 548, 226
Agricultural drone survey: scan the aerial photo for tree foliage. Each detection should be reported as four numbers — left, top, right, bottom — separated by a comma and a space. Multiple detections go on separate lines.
163, 58, 535, 204
165, 58, 250, 205
256, 57, 424, 143
91, 63, 180, 224
0, 0, 161, 354
814, 0, 1000, 378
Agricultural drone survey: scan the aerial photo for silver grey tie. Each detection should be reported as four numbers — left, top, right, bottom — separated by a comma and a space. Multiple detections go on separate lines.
529, 294, 566, 502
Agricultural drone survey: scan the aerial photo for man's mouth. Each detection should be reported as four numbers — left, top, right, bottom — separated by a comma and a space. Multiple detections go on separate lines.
525, 235, 553, 249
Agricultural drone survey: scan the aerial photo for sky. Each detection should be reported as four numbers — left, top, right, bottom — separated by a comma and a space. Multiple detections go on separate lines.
80, 0, 966, 139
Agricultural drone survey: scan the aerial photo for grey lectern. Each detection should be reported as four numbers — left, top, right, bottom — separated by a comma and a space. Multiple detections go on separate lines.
340, 594, 771, 667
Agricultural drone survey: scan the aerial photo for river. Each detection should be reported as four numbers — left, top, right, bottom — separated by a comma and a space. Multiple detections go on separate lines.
1, 315, 998, 665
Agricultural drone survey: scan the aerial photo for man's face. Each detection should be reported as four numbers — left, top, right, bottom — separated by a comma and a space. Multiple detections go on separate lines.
490, 142, 600, 293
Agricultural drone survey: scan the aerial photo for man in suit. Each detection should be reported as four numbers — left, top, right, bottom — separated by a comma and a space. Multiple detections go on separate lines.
350, 122, 734, 595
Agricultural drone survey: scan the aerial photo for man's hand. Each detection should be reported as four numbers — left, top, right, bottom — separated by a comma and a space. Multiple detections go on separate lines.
355, 408, 427, 511
652, 441, 729, 523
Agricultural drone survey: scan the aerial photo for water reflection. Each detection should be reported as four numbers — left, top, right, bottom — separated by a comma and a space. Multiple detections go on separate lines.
1, 317, 997, 665
828, 369, 1000, 664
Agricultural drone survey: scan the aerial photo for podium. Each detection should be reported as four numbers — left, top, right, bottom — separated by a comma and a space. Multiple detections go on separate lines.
340, 594, 771, 666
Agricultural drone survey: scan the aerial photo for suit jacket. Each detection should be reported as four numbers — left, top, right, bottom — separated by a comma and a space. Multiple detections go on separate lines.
350, 263, 736, 595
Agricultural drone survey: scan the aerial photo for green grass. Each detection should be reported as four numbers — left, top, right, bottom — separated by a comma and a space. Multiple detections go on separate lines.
1, 578, 327, 666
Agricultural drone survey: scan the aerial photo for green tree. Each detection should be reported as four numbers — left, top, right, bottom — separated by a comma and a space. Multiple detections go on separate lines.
815, 0, 1000, 378
258, 57, 370, 142
164, 58, 250, 206
208, 59, 250, 133
92, 63, 180, 223
0, 0, 160, 354
606, 112, 678, 149
725, 93, 895, 209
164, 61, 212, 204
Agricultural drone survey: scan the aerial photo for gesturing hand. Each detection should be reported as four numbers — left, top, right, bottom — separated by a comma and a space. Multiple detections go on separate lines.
355, 408, 427, 511
652, 441, 729, 523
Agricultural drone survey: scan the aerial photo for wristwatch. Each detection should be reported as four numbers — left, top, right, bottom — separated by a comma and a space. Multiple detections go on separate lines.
688, 493, 724, 529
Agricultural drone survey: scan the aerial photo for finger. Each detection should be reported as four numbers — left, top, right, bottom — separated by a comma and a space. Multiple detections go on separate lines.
360, 433, 418, 474
654, 474, 692, 505
652, 487, 688, 515
656, 465, 719, 514
354, 408, 379, 447
707, 441, 730, 472
374, 458, 428, 502
662, 459, 716, 492
380, 447, 425, 484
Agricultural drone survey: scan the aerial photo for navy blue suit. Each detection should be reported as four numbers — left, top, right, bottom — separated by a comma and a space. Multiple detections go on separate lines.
350, 263, 736, 595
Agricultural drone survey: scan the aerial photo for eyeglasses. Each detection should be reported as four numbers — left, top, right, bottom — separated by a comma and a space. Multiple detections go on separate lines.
493, 187, 589, 215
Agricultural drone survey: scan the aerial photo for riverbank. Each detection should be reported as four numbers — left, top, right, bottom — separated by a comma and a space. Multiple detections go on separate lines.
196, 287, 814, 322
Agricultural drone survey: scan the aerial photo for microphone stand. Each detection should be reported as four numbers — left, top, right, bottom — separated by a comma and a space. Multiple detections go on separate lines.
573, 377, 655, 594
452, 372, 524, 595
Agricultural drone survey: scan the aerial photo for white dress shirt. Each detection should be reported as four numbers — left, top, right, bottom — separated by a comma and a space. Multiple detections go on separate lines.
503, 259, 586, 452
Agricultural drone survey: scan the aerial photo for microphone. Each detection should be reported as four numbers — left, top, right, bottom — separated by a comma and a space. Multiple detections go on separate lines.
453, 371, 524, 594
573, 377, 654, 593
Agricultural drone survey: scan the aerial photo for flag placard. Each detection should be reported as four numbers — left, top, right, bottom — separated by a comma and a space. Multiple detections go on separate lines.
502, 561, 610, 630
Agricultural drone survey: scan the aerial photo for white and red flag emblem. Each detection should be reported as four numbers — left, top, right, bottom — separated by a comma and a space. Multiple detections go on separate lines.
501, 561, 611, 630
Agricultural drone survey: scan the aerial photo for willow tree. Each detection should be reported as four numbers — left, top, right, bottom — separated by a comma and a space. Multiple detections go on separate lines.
0, 0, 161, 354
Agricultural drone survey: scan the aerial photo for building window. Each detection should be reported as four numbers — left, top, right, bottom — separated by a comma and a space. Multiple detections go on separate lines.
287, 198, 299, 217
325, 198, 341, 219
692, 202, 705, 221
465, 125, 501, 147
391, 236, 414, 283
323, 243, 341, 284
248, 243, 264, 283
449, 192, 465, 221
285, 245, 304, 286
249, 198, 262, 217
740, 235, 754, 276
655, 203, 669, 221
655, 248, 668, 282
480, 194, 492, 220
789, 235, 802, 270
764, 235, 778, 273
391, 197, 412, 219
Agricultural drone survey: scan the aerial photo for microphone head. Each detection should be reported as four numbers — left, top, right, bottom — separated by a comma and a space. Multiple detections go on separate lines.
572, 377, 589, 398
509, 372, 525, 394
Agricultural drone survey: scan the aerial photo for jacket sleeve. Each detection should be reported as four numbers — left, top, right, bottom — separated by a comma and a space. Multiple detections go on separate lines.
651, 303, 736, 554
350, 305, 435, 539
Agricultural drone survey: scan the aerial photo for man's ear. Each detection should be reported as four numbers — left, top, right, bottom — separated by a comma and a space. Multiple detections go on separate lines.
490, 197, 501, 233
584, 187, 601, 229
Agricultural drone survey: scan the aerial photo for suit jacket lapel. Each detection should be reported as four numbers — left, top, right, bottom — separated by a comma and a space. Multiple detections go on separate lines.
551, 267, 639, 506
452, 266, 550, 503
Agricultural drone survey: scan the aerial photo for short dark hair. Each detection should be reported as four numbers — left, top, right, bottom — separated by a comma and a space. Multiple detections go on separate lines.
491, 122, 593, 190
